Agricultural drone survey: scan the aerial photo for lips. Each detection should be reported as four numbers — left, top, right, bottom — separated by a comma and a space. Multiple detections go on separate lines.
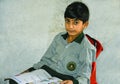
68, 30, 76, 34
68, 30, 75, 32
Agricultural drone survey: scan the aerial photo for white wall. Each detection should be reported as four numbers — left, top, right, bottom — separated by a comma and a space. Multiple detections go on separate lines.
83, 1, 120, 84
0, 0, 120, 84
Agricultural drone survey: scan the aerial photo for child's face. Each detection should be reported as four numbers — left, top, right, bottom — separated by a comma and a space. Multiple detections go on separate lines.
65, 18, 88, 36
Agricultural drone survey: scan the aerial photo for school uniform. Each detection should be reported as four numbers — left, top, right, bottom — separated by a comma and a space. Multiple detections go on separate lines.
33, 32, 96, 84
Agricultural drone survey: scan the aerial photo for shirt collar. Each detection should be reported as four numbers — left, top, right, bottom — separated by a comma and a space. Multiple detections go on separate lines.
61, 32, 84, 44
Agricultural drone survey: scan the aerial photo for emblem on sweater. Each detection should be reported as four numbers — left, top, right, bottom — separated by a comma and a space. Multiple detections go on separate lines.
67, 61, 76, 71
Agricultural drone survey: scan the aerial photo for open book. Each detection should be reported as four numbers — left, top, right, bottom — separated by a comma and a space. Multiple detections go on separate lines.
8, 69, 62, 84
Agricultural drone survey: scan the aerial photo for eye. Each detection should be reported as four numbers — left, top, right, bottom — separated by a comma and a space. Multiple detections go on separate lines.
65, 19, 70, 23
74, 21, 79, 25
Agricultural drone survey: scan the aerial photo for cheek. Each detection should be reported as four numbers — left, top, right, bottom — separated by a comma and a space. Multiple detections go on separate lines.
65, 24, 69, 29
75, 26, 84, 32
65, 23, 67, 27
77, 24, 84, 29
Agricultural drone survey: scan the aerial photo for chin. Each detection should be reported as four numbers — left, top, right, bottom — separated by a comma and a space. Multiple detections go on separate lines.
68, 33, 77, 36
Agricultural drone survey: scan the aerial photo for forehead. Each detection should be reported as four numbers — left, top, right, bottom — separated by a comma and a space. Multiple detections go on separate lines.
65, 18, 81, 21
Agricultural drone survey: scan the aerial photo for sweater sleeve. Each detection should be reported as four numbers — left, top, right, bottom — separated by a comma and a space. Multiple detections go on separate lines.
33, 35, 58, 69
76, 76, 89, 84
76, 48, 96, 84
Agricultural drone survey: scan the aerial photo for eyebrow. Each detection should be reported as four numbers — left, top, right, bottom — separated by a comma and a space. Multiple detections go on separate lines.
66, 18, 79, 20
65, 18, 79, 21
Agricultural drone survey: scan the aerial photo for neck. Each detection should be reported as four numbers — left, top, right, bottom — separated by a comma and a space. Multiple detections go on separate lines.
67, 35, 78, 43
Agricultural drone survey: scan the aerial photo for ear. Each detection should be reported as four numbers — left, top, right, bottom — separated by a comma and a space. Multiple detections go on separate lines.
83, 21, 89, 29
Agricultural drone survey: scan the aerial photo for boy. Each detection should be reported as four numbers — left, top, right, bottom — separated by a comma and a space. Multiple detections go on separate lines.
17, 1, 96, 84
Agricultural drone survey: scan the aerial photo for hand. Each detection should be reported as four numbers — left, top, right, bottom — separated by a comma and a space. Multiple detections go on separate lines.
60, 80, 73, 84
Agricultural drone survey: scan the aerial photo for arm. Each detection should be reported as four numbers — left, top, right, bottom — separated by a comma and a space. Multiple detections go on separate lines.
60, 48, 96, 84
33, 35, 58, 69
17, 34, 58, 76
75, 48, 96, 84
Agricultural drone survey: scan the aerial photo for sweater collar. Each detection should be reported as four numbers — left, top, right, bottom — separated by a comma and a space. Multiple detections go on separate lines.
61, 32, 84, 44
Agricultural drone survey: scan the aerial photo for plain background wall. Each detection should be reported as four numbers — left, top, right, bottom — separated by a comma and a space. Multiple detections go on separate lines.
0, 0, 120, 84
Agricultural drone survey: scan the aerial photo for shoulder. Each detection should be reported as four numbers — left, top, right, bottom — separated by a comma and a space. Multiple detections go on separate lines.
53, 32, 66, 40
82, 35, 96, 50
82, 35, 96, 61
55, 32, 66, 37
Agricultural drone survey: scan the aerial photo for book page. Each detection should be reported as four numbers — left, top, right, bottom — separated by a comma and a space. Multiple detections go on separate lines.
10, 69, 51, 84
10, 69, 62, 84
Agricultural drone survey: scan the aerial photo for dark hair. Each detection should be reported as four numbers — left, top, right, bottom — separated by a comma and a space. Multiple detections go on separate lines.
64, 1, 89, 23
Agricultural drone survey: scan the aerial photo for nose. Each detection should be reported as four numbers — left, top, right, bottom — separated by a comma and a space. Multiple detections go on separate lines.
69, 23, 74, 29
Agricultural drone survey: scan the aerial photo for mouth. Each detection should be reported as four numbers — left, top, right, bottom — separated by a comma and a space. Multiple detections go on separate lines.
68, 30, 75, 33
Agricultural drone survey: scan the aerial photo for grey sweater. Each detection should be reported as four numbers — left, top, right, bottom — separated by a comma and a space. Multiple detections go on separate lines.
33, 32, 96, 84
